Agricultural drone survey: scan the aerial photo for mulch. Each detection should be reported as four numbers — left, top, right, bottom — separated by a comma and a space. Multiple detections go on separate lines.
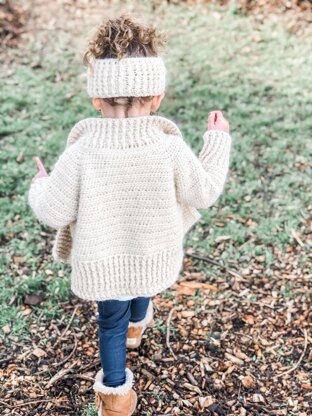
1, 0, 311, 48
164, 0, 312, 34
1, 237, 311, 415
0, 0, 27, 47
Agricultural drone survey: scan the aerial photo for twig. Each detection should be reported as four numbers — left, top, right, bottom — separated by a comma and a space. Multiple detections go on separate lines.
46, 361, 77, 389
53, 336, 78, 368
78, 358, 101, 372
0, 356, 14, 365
166, 307, 177, 360
9, 397, 68, 408
0, 400, 13, 409
53, 305, 78, 348
276, 328, 308, 378
185, 252, 245, 280
230, 293, 276, 310
62, 374, 94, 383
245, 402, 276, 415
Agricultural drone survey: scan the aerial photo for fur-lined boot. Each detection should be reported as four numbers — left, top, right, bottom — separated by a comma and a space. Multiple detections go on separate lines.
93, 368, 137, 416
126, 300, 154, 349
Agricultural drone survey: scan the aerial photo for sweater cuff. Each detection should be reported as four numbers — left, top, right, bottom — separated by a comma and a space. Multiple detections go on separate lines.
28, 176, 49, 211
199, 130, 232, 167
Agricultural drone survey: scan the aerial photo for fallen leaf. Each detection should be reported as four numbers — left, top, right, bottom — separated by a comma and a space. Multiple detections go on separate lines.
2, 325, 11, 335
225, 353, 244, 366
199, 395, 215, 409
181, 310, 195, 318
242, 314, 255, 325
241, 375, 257, 389
252, 35, 263, 43
215, 235, 231, 243
16, 151, 24, 163
32, 348, 47, 358
21, 308, 32, 316
252, 393, 265, 403
24, 294, 44, 306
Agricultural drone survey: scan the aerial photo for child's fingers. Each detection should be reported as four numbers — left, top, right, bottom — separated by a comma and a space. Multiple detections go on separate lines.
208, 111, 223, 123
208, 111, 217, 123
208, 110, 229, 133
33, 156, 47, 173
207, 113, 215, 129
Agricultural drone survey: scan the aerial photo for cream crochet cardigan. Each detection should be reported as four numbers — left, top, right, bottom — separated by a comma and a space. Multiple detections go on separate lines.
28, 115, 232, 301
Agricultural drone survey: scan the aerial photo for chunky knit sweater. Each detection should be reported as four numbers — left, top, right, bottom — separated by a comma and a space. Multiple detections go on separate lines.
28, 115, 232, 301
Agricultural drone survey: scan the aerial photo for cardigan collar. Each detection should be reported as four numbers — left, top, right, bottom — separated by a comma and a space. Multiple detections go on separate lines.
67, 115, 183, 150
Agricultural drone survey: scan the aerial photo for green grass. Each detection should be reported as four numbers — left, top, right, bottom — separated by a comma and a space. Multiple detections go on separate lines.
0, 2, 311, 413
84, 404, 97, 416
1, 1, 311, 333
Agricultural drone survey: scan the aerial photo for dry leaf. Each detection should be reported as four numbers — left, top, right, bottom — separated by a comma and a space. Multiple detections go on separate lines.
252, 393, 265, 403
2, 324, 11, 334
21, 308, 32, 316
224, 353, 244, 366
241, 375, 257, 389
181, 310, 195, 318
234, 348, 251, 362
24, 294, 44, 306
32, 348, 47, 358
199, 395, 215, 409
215, 235, 231, 243
242, 314, 255, 325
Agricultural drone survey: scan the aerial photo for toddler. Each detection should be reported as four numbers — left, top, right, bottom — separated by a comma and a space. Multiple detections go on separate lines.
29, 14, 232, 416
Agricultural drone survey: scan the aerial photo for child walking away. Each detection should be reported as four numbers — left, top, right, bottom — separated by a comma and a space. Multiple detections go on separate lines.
28, 14, 232, 416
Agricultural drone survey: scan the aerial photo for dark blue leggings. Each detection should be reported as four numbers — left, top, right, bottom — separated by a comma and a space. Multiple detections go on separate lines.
96, 297, 150, 387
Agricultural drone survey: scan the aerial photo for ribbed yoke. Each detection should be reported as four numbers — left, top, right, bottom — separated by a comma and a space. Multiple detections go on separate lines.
66, 115, 182, 150
28, 115, 232, 301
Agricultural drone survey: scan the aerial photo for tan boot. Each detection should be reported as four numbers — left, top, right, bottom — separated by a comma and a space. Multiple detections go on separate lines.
126, 300, 154, 349
93, 368, 137, 416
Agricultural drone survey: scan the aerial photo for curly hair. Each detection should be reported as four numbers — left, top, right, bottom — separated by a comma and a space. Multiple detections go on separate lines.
84, 14, 166, 116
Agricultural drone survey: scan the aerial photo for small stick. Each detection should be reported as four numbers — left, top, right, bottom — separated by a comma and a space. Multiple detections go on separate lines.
53, 305, 79, 348
62, 374, 94, 383
185, 252, 245, 280
53, 336, 78, 368
0, 400, 13, 409
46, 361, 77, 389
166, 307, 177, 360
0, 356, 14, 365
245, 402, 276, 415
230, 293, 276, 310
276, 328, 308, 378
78, 358, 101, 372
11, 397, 68, 408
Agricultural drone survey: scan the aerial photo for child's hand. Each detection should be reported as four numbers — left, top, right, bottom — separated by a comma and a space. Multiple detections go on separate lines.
32, 157, 48, 184
208, 111, 230, 134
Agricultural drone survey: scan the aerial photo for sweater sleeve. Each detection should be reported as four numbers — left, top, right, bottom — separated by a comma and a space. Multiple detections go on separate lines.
28, 143, 82, 229
174, 130, 232, 209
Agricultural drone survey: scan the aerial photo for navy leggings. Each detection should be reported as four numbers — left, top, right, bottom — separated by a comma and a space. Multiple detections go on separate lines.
96, 297, 150, 387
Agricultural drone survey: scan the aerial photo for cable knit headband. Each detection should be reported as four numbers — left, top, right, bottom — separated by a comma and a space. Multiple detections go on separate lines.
86, 57, 166, 98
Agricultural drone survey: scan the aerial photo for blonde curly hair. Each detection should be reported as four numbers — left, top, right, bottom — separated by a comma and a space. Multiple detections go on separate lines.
84, 14, 166, 115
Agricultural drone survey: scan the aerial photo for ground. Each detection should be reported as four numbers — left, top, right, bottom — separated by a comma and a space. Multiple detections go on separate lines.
0, 1, 311, 415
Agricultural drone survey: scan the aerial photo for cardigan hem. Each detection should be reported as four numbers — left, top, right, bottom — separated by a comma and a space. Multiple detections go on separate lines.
71, 276, 178, 302
70, 246, 184, 301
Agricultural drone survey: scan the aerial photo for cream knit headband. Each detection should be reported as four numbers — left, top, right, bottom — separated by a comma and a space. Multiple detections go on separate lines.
87, 57, 166, 98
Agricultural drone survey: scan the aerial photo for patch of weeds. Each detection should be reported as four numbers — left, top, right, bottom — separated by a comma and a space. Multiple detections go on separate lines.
154, 319, 166, 334
83, 404, 97, 416
46, 276, 71, 302
160, 290, 175, 302
282, 283, 294, 298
